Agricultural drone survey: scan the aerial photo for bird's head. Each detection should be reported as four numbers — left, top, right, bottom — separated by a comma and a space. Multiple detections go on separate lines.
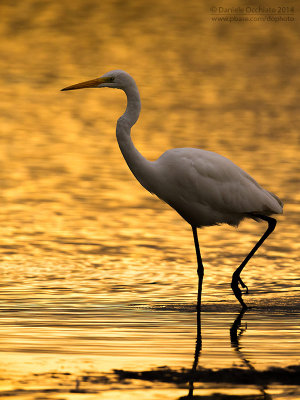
61, 70, 136, 92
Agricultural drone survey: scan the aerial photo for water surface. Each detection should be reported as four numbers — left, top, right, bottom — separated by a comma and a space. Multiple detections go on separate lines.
0, 0, 299, 398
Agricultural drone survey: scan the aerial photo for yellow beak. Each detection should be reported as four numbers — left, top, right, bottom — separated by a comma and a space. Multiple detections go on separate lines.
61, 77, 111, 91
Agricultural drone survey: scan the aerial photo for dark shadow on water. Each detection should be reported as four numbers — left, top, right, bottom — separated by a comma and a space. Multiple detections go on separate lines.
113, 364, 300, 386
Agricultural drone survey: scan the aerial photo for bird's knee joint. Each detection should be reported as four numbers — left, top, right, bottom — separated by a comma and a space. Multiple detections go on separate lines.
197, 268, 204, 278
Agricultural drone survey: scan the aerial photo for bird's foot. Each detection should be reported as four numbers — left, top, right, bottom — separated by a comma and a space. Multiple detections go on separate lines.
232, 275, 248, 309
238, 277, 249, 295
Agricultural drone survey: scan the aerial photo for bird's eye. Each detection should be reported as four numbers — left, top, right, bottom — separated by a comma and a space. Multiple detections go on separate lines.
109, 77, 114, 82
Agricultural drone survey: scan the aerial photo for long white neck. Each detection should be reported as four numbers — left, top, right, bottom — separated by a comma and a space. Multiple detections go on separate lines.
120, 83, 141, 126
116, 82, 154, 192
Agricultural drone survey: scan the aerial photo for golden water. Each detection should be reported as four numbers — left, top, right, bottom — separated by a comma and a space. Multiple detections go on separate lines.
0, 0, 299, 398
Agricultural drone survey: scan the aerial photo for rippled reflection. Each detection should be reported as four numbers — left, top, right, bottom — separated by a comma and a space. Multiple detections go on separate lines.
0, 0, 299, 398
112, 310, 298, 399
230, 310, 272, 400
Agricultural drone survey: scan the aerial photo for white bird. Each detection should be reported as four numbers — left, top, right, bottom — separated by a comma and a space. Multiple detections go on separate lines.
61, 70, 283, 310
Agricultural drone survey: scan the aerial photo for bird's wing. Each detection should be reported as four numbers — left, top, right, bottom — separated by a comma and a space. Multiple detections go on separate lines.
154, 148, 282, 216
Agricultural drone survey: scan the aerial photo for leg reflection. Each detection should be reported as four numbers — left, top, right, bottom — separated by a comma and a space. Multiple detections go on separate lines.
230, 309, 272, 400
182, 309, 274, 399
187, 307, 202, 398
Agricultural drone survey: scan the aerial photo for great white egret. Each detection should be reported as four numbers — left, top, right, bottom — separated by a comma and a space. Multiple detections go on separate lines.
61, 70, 283, 310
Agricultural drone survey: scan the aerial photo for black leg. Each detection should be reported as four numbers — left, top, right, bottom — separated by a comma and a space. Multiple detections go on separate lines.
192, 226, 204, 327
231, 215, 277, 309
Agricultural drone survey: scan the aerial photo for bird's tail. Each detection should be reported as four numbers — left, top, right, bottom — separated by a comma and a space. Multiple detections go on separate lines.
267, 190, 284, 213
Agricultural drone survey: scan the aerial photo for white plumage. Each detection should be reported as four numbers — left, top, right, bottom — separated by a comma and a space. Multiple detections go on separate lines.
62, 69, 283, 310
150, 148, 282, 227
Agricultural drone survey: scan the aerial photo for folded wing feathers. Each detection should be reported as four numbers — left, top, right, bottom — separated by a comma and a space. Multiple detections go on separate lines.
156, 148, 283, 216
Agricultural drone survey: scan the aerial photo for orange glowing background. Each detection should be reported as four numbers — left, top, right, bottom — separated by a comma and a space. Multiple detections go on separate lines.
0, 0, 299, 398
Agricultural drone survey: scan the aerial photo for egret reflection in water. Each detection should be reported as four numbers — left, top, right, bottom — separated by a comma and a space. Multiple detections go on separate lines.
115, 309, 288, 399
0, 0, 298, 398
62, 69, 283, 310
182, 309, 272, 399
230, 310, 272, 400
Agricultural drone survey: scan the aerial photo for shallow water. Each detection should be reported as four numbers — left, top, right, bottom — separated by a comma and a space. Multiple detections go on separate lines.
0, 0, 299, 398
